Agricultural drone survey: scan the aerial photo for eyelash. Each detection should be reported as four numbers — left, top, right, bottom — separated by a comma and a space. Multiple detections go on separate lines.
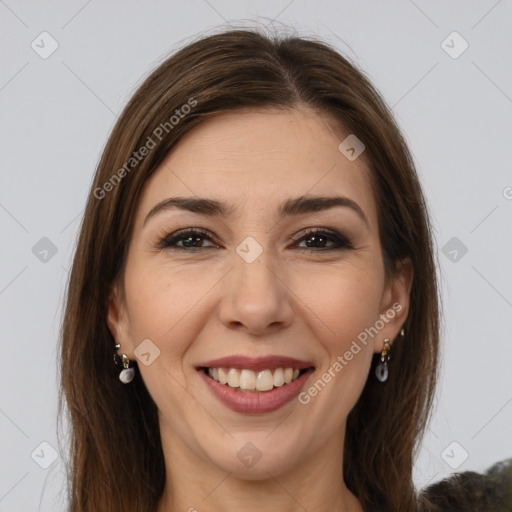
157, 227, 353, 252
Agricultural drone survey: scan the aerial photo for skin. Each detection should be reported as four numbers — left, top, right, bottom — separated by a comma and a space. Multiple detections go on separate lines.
107, 107, 413, 512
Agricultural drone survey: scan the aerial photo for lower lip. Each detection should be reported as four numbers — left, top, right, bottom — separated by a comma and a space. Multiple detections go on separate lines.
199, 368, 314, 415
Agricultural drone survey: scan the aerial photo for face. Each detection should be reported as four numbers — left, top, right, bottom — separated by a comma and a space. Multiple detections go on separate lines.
107, 108, 412, 480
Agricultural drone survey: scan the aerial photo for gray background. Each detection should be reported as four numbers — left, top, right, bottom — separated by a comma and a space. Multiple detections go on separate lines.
1, 0, 511, 509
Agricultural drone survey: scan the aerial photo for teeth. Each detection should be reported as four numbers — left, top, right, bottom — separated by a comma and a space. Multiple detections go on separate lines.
256, 369, 274, 391
206, 367, 305, 392
227, 368, 240, 388
273, 368, 284, 387
239, 369, 256, 390
218, 367, 228, 385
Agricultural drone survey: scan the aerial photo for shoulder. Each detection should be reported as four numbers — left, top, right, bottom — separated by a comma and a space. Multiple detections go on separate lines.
419, 457, 512, 511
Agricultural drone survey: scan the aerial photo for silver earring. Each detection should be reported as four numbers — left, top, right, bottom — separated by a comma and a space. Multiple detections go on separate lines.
375, 338, 391, 382
375, 328, 404, 382
113, 344, 135, 383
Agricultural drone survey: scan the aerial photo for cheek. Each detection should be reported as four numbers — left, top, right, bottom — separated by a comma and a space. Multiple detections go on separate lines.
290, 261, 382, 436
294, 258, 384, 351
122, 264, 207, 425
123, 261, 221, 367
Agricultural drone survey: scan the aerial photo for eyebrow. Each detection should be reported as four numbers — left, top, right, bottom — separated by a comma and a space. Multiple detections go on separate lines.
143, 194, 369, 228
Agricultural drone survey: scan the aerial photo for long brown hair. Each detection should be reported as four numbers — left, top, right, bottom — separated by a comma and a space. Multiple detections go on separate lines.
59, 26, 440, 512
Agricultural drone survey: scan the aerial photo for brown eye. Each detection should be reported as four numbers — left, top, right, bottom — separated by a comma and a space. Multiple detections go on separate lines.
159, 229, 218, 250
293, 228, 353, 251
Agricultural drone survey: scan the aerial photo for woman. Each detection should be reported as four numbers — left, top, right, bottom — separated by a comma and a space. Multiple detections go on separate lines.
58, 27, 511, 511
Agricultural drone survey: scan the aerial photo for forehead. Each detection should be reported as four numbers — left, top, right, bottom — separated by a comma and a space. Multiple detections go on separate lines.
136, 108, 378, 229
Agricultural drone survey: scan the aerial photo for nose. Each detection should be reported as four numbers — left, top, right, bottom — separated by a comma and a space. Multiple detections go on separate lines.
218, 248, 294, 337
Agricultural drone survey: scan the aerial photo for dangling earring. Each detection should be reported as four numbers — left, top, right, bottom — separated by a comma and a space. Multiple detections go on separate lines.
375, 339, 391, 382
375, 328, 405, 383
113, 343, 135, 383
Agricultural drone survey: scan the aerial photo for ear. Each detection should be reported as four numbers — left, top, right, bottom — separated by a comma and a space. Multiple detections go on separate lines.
106, 280, 134, 356
375, 257, 414, 353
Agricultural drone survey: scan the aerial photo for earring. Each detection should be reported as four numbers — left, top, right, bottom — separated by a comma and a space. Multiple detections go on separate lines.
375, 328, 405, 383
113, 343, 135, 383
375, 339, 391, 382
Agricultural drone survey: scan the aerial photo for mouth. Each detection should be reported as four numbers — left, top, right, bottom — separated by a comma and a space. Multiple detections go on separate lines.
196, 355, 315, 414
199, 366, 313, 392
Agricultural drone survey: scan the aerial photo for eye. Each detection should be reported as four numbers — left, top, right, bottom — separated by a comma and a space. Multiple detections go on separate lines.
157, 227, 353, 252
291, 227, 353, 251
158, 228, 218, 250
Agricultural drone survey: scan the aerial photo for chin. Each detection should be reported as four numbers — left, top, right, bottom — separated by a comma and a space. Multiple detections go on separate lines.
201, 433, 305, 480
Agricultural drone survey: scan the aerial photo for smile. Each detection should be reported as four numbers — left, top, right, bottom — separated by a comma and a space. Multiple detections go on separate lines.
204, 367, 306, 392
197, 355, 315, 414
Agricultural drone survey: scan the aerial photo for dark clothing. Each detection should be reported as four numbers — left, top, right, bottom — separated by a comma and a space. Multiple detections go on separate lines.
419, 457, 512, 511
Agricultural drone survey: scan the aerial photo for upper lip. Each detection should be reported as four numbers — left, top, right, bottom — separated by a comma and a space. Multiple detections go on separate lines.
197, 355, 315, 372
